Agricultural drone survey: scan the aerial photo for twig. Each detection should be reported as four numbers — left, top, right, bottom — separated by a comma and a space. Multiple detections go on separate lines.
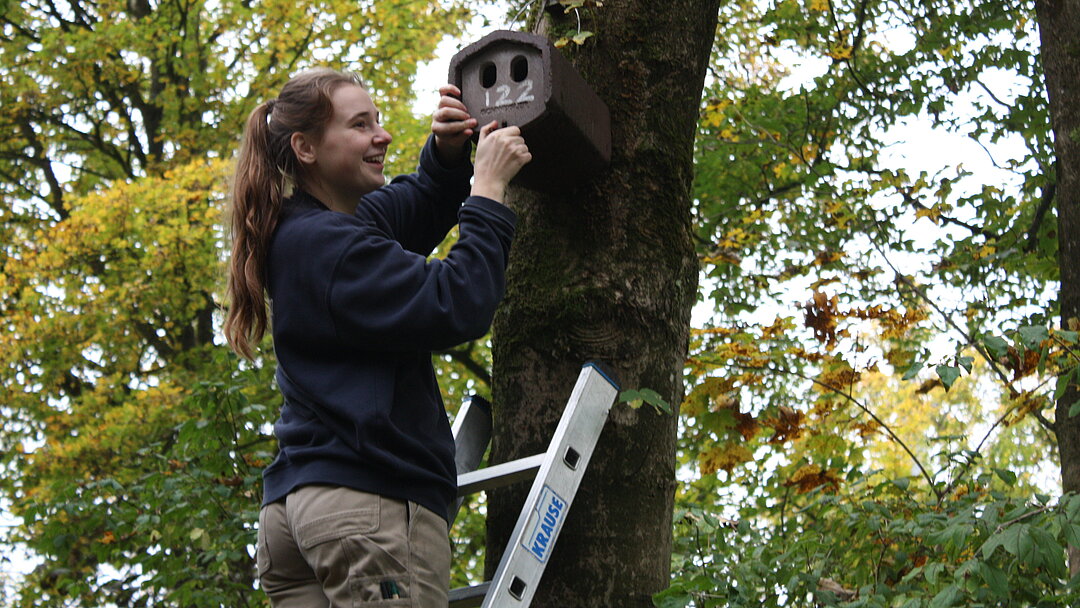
744, 363, 941, 499
994, 502, 1053, 534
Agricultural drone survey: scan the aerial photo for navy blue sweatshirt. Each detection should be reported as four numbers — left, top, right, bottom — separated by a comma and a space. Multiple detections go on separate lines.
262, 138, 516, 522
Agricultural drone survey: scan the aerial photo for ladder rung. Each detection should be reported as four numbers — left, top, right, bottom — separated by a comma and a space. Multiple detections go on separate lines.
457, 454, 545, 496
449, 581, 491, 607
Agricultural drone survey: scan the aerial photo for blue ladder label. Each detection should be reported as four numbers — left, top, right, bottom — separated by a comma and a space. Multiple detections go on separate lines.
523, 485, 567, 563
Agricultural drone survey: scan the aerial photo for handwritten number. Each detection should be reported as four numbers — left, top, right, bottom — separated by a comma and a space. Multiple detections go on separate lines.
516, 79, 535, 103
495, 84, 512, 107
486, 79, 536, 108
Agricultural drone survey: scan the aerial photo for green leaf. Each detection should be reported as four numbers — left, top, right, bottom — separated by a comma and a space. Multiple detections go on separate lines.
983, 335, 1009, 359
1030, 525, 1064, 575
1064, 523, 1080, 549
928, 583, 961, 608
1018, 325, 1049, 349
902, 361, 924, 380
1057, 366, 1077, 402
652, 588, 692, 608
982, 525, 1015, 559
998, 523, 1025, 556
924, 562, 945, 585
936, 365, 961, 391
992, 467, 1017, 486
1057, 330, 1079, 344
957, 356, 974, 373
1015, 524, 1038, 568
977, 562, 1009, 598
619, 388, 672, 415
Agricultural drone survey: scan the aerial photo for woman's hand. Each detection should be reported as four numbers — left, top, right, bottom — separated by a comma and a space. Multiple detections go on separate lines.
471, 121, 532, 203
431, 84, 478, 166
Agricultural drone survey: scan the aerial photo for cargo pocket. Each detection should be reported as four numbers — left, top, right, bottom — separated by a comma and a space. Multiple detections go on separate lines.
350, 573, 414, 606
256, 507, 272, 577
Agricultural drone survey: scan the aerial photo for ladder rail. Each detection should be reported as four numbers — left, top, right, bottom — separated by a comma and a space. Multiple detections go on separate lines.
480, 363, 618, 607
448, 362, 619, 608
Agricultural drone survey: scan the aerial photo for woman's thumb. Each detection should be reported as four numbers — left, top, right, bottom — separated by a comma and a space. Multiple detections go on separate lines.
478, 120, 499, 141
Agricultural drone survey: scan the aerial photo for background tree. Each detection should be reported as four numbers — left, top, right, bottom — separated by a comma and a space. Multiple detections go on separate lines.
486, 1, 720, 606
658, 0, 1080, 604
0, 0, 472, 604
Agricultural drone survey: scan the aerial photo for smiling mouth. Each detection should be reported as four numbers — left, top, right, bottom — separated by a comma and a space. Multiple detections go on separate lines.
363, 154, 385, 165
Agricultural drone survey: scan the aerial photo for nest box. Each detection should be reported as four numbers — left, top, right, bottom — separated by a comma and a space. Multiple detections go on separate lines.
448, 30, 611, 192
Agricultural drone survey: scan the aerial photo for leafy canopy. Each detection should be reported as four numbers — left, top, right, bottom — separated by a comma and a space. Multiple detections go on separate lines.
0, 0, 474, 604
669, 0, 1079, 604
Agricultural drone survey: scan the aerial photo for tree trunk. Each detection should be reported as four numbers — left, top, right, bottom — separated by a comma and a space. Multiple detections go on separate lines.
1036, 0, 1080, 577
486, 2, 719, 605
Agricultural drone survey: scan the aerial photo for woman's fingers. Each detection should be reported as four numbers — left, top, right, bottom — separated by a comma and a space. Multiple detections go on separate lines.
432, 89, 477, 145
439, 84, 463, 99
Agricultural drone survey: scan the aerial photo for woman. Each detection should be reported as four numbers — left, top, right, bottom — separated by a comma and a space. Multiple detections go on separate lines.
224, 68, 530, 607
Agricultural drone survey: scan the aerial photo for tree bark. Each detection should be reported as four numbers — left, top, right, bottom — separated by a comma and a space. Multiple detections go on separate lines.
486, 2, 719, 605
1036, 0, 1080, 577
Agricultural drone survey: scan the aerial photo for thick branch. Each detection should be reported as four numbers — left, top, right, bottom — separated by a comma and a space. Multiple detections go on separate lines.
16, 116, 67, 219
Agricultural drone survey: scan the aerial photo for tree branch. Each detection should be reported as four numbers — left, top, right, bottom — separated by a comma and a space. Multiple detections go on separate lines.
1023, 180, 1055, 253
436, 342, 492, 386
759, 363, 941, 499
16, 116, 67, 219
898, 188, 998, 240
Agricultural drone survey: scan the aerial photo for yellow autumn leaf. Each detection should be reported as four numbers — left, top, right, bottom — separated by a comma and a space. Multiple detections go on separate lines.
698, 444, 754, 475
826, 43, 853, 60
914, 205, 942, 223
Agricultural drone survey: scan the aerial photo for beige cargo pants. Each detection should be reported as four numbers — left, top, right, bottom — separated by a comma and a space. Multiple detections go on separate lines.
257, 485, 451, 607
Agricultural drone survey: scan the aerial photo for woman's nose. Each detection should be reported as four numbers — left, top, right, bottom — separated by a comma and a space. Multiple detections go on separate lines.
376, 126, 392, 145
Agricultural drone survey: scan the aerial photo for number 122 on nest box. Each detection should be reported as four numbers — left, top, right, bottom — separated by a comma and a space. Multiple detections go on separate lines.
449, 30, 611, 192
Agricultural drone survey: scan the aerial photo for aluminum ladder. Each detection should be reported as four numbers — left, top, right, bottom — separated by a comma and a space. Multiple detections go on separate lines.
447, 361, 620, 607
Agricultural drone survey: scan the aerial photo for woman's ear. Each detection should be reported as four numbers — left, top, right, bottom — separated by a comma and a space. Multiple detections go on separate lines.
291, 132, 317, 166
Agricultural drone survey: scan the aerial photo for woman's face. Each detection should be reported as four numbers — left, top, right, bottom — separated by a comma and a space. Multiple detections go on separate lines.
304, 84, 393, 201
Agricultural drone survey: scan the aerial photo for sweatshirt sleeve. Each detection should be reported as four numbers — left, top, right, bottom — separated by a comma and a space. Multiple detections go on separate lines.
357, 135, 473, 256
328, 196, 516, 352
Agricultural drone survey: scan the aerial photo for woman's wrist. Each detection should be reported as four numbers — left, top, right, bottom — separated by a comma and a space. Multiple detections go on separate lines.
470, 179, 507, 202
434, 135, 469, 168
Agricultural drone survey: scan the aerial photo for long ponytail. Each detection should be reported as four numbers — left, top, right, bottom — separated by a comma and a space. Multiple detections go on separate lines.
225, 68, 364, 359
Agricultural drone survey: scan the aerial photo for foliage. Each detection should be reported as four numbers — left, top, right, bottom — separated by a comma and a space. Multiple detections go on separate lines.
695, 0, 1054, 330
0, 0, 477, 604
12, 372, 275, 607
660, 485, 1080, 607
668, 0, 1079, 604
